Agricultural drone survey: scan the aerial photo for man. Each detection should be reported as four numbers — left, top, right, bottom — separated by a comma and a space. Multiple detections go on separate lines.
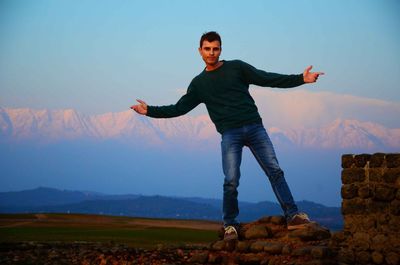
131, 31, 324, 241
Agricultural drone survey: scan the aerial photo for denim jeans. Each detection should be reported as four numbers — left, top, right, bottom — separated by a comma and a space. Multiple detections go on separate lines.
221, 122, 298, 226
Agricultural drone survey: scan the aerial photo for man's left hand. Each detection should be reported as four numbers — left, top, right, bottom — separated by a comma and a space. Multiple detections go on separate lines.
303, 66, 324, 83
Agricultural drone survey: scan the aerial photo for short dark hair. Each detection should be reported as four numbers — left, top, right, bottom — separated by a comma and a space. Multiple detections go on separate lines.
200, 31, 221, 48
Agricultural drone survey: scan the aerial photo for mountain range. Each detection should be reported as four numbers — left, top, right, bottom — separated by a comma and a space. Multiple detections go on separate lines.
1, 107, 399, 150
0, 187, 343, 230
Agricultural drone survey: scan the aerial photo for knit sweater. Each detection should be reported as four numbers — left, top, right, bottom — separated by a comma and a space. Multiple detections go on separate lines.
147, 60, 305, 134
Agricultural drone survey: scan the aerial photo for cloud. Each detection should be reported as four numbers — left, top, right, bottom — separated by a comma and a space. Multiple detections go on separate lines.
250, 88, 400, 129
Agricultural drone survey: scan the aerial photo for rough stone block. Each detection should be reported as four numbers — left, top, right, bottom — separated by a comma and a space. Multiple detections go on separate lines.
371, 234, 387, 251
370, 153, 385, 168
188, 250, 208, 264
383, 168, 400, 184
389, 233, 400, 251
386, 252, 400, 265
262, 242, 284, 255
269, 215, 285, 225
291, 246, 312, 256
310, 246, 332, 259
354, 154, 371, 168
211, 240, 225, 251
250, 241, 268, 252
371, 251, 384, 264
358, 184, 372, 198
355, 251, 371, 264
353, 232, 370, 250
367, 200, 388, 214
236, 241, 250, 252
373, 184, 396, 201
288, 223, 331, 241
338, 249, 355, 264
207, 252, 222, 264
342, 154, 354, 168
281, 245, 292, 255
244, 225, 271, 240
360, 216, 376, 230
342, 198, 366, 215
341, 184, 358, 199
390, 199, 400, 215
238, 253, 263, 264
386, 153, 400, 168
342, 168, 365, 184
257, 216, 271, 223
369, 168, 384, 182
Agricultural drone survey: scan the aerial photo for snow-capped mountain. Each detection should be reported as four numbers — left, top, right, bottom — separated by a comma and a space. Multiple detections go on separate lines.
1, 107, 399, 150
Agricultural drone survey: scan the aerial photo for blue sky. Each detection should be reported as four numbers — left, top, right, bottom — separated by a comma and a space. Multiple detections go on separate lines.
1, 0, 399, 115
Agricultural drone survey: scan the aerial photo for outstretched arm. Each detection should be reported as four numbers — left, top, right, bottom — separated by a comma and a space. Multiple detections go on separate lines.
303, 65, 324, 83
130, 99, 148, 115
130, 83, 201, 118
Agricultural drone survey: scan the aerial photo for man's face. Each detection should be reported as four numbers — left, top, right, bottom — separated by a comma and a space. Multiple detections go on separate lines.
198, 40, 222, 67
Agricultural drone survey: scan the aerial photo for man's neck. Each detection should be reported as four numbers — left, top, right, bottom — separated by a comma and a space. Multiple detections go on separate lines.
206, 61, 224, 71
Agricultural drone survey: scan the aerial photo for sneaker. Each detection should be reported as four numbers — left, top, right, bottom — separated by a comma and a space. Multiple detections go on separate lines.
224, 225, 238, 241
287, 213, 314, 230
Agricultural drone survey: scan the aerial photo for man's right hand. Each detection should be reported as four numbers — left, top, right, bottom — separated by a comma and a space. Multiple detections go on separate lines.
130, 99, 148, 115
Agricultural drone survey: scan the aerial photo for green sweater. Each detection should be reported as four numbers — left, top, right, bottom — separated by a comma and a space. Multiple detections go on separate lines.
147, 60, 305, 134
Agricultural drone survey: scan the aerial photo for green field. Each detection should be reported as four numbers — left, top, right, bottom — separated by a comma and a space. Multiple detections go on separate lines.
0, 213, 221, 248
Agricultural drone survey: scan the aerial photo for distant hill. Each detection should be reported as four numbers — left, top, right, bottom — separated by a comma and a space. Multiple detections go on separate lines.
0, 187, 343, 230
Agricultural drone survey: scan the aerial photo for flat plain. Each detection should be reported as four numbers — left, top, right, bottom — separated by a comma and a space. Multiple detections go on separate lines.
0, 213, 221, 248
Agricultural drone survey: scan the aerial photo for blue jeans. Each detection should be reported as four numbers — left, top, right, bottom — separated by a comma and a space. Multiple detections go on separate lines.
221, 122, 298, 226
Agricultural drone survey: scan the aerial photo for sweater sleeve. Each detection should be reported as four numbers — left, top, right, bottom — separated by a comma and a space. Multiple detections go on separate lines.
146, 82, 201, 118
239, 60, 305, 88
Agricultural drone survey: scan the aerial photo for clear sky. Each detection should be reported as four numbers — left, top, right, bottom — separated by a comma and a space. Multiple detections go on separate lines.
1, 0, 400, 115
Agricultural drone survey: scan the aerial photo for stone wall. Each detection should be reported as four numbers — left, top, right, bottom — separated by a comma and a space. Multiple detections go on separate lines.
338, 153, 400, 265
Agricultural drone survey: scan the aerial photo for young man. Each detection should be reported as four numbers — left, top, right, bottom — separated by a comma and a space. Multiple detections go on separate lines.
131, 31, 324, 240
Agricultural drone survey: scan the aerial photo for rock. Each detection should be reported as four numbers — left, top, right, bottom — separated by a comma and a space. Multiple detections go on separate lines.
371, 251, 384, 264
188, 251, 209, 264
354, 154, 371, 167
262, 242, 284, 255
390, 200, 400, 215
236, 241, 251, 252
288, 223, 331, 241
370, 153, 385, 167
238, 253, 262, 265
225, 239, 237, 252
244, 225, 271, 240
207, 252, 222, 264
353, 232, 370, 250
369, 168, 384, 182
339, 249, 355, 264
355, 251, 371, 264
341, 168, 365, 184
281, 245, 292, 255
250, 241, 268, 252
386, 252, 400, 265
371, 234, 387, 251
269, 216, 286, 225
176, 249, 184, 257
342, 154, 354, 168
373, 184, 396, 201
211, 240, 225, 251
310, 246, 332, 259
386, 153, 400, 168
383, 168, 400, 183
291, 246, 312, 256
358, 184, 372, 198
342, 198, 366, 215
341, 184, 358, 199
257, 216, 271, 223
